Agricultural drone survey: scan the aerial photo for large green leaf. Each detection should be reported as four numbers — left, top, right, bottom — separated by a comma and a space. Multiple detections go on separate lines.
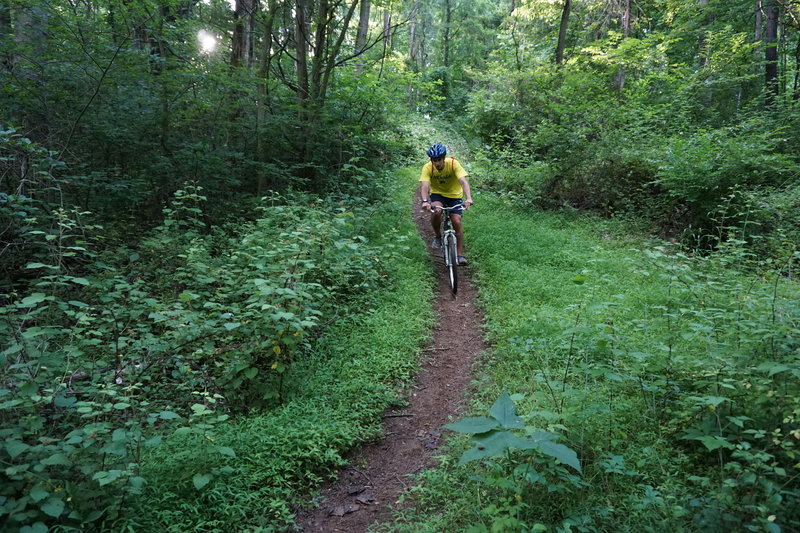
20, 293, 47, 307
40, 497, 65, 518
443, 416, 499, 434
193, 473, 212, 490
93, 469, 124, 486
40, 453, 71, 466
489, 392, 525, 429
217, 446, 236, 457
458, 431, 537, 465
29, 485, 49, 503
537, 440, 582, 473
6, 439, 30, 459
20, 522, 49, 533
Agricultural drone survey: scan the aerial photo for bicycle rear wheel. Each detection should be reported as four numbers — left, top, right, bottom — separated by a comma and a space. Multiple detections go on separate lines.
445, 234, 458, 295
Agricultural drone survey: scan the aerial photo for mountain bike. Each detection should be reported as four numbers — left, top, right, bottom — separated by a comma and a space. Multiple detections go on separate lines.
433, 204, 461, 295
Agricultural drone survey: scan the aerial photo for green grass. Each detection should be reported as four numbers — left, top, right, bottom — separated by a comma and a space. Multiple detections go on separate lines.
381, 194, 800, 532
117, 172, 434, 532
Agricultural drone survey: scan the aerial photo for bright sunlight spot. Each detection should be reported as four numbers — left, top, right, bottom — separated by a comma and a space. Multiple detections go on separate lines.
197, 30, 217, 53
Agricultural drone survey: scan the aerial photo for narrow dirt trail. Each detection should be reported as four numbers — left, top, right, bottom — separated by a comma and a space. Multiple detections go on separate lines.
294, 202, 486, 532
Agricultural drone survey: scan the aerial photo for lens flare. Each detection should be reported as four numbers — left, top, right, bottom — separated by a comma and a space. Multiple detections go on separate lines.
198, 30, 217, 53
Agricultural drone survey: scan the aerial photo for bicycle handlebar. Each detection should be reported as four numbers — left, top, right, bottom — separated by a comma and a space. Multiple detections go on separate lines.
430, 204, 464, 213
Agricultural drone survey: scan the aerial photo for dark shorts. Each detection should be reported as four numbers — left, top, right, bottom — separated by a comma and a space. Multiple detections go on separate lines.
430, 194, 463, 215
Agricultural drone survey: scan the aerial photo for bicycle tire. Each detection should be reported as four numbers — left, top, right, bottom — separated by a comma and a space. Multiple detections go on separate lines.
446, 234, 458, 295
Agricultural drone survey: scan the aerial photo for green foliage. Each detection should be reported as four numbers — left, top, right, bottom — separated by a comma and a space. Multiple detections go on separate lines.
656, 124, 800, 239
445, 393, 581, 472
116, 173, 432, 530
440, 393, 583, 531
0, 170, 428, 530
387, 195, 800, 532
459, 0, 800, 261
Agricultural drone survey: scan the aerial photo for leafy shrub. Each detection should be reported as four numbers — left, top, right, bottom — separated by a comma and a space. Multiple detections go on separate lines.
655, 124, 799, 241
443, 393, 584, 532
0, 127, 70, 290
725, 184, 800, 267
0, 179, 405, 530
394, 198, 800, 532
641, 246, 800, 531
473, 149, 554, 207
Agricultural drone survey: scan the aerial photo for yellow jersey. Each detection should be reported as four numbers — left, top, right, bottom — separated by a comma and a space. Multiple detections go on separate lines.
419, 157, 468, 198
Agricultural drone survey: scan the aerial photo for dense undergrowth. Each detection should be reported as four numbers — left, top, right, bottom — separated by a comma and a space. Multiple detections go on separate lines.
383, 194, 800, 533
0, 162, 432, 531
461, 15, 800, 261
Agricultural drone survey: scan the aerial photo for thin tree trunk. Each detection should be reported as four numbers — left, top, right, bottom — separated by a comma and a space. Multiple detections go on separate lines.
408, 0, 419, 67
310, 0, 328, 102
764, 0, 779, 106
355, 0, 370, 55
319, 0, 359, 103
295, 0, 309, 109
1, 0, 12, 71
613, 0, 631, 93
256, 0, 277, 196
382, 10, 391, 48
555, 0, 570, 65
755, 0, 762, 48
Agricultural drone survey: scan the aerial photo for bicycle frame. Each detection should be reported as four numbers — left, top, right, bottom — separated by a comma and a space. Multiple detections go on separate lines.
440, 209, 456, 266
433, 205, 460, 295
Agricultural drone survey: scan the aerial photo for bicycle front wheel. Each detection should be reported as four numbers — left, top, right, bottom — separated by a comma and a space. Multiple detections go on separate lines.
445, 234, 458, 295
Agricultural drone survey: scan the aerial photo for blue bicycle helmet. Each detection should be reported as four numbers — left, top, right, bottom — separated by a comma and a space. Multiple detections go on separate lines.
426, 144, 447, 158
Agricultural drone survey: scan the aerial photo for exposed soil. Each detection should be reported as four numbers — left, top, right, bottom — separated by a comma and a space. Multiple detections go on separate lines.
293, 202, 486, 532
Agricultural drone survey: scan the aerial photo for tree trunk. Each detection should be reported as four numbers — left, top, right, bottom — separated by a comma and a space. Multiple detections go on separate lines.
754, 0, 762, 46
382, 9, 391, 49
764, 0, 779, 106
295, 0, 309, 109
292, 0, 359, 184
319, 0, 359, 103
1, 0, 12, 70
231, 0, 257, 68
408, 0, 419, 68
555, 0, 570, 65
256, 0, 277, 196
613, 0, 631, 93
794, 33, 800, 101
310, 0, 328, 102
355, 0, 370, 55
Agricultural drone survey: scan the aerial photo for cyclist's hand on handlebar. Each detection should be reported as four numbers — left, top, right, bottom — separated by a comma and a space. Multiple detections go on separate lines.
463, 199, 473, 210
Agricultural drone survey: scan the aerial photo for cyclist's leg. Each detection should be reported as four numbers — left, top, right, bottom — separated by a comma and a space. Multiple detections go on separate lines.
451, 213, 465, 256
430, 203, 443, 236
429, 194, 446, 238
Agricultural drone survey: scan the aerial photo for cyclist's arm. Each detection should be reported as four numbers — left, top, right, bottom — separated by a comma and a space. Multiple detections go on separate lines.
460, 177, 473, 209
420, 181, 431, 208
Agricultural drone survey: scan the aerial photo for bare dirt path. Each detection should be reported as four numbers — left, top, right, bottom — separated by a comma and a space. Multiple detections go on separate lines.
293, 202, 486, 532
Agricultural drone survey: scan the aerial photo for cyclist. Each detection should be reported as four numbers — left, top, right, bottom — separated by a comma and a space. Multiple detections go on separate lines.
419, 143, 473, 266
